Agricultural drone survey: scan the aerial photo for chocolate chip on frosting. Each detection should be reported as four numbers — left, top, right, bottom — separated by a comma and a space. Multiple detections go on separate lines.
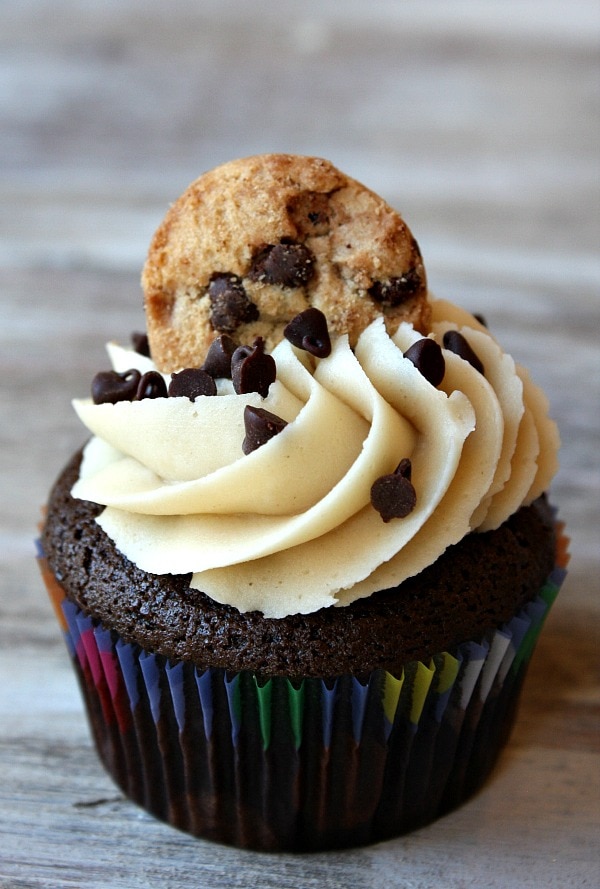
92, 369, 141, 405
368, 269, 423, 307
443, 330, 485, 375
135, 370, 168, 400
283, 307, 331, 358
403, 338, 445, 387
248, 240, 315, 288
370, 458, 417, 522
168, 368, 217, 400
208, 274, 259, 333
131, 332, 151, 357
201, 334, 236, 379
231, 337, 276, 397
242, 405, 288, 454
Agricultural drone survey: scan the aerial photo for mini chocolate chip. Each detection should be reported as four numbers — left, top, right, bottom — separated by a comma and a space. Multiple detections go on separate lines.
168, 368, 216, 400
284, 307, 331, 358
231, 337, 277, 398
370, 459, 417, 522
473, 313, 488, 328
92, 369, 141, 405
209, 274, 259, 333
394, 457, 413, 480
135, 370, 168, 400
403, 338, 445, 387
442, 330, 485, 375
242, 405, 288, 454
202, 334, 236, 378
368, 269, 423, 306
131, 332, 150, 357
249, 240, 315, 288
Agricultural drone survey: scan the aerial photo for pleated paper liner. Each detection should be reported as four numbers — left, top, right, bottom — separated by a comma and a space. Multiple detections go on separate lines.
36, 525, 568, 852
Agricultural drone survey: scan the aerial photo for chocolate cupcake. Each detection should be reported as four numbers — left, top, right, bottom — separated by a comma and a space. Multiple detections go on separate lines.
39, 154, 567, 852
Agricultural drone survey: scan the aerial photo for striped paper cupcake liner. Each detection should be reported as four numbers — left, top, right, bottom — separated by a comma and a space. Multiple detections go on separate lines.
37, 525, 568, 852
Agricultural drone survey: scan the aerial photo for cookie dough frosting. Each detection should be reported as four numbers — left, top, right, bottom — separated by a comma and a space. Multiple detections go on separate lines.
71, 319, 558, 619
68, 155, 559, 618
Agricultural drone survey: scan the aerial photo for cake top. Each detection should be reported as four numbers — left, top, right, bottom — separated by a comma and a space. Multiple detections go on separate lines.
45, 454, 557, 675
68, 154, 560, 618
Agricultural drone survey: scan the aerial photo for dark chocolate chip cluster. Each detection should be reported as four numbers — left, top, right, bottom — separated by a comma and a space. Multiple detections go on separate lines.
91, 367, 215, 404
207, 239, 316, 335
91, 334, 277, 406
90, 310, 333, 455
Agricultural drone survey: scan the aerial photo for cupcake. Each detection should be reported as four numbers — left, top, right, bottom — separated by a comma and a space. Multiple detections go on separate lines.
39, 154, 567, 852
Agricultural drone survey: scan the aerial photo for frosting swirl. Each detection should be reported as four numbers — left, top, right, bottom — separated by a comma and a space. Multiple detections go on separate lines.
71, 298, 559, 618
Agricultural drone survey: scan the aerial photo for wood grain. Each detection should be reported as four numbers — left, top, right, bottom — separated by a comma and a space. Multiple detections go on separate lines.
1, 2, 598, 887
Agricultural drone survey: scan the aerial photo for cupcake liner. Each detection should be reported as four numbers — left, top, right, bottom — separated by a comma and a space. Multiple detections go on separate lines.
37, 525, 569, 852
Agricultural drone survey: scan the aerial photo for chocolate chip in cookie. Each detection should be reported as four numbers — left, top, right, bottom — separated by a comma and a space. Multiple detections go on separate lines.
369, 268, 423, 307
208, 274, 260, 333
249, 240, 315, 288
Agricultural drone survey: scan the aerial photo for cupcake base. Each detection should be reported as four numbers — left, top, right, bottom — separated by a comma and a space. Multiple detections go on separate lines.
38, 529, 568, 852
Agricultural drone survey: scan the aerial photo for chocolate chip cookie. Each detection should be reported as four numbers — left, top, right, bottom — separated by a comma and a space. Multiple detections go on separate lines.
142, 154, 430, 371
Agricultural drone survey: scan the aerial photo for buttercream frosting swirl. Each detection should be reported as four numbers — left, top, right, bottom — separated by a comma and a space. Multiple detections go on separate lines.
71, 298, 559, 618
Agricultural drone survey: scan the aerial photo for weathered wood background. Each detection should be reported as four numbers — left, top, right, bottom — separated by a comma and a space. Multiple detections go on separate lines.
1, 2, 598, 887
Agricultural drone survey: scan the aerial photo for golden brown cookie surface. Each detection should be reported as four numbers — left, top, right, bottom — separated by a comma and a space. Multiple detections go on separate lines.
142, 154, 430, 371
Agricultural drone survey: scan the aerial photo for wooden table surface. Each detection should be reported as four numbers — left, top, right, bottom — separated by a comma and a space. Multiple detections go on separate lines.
1, 2, 598, 887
